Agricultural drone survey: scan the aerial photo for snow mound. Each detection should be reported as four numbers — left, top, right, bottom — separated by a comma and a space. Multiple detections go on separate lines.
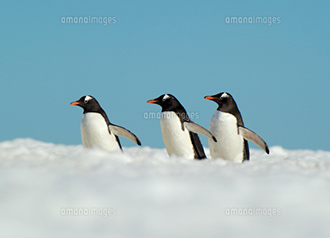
1, 138, 330, 238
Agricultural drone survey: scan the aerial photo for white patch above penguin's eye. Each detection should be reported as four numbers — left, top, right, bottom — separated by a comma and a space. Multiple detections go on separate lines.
84, 95, 93, 103
220, 93, 229, 99
163, 94, 171, 101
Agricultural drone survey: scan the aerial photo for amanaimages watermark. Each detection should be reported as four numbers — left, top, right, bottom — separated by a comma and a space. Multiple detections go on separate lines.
225, 16, 281, 26
61, 16, 117, 26
225, 207, 282, 217
60, 207, 117, 217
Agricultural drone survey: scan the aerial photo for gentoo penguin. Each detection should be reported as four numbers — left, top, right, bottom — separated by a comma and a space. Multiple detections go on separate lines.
204, 92, 269, 162
70, 95, 141, 152
147, 94, 217, 160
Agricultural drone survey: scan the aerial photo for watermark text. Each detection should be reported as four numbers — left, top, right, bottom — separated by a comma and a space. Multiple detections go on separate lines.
61, 16, 117, 26
60, 207, 117, 217
143, 111, 200, 120
225, 16, 281, 26
225, 207, 281, 217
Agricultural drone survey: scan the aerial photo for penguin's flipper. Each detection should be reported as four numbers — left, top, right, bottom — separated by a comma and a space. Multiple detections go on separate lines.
183, 122, 217, 142
109, 125, 142, 146
238, 126, 269, 154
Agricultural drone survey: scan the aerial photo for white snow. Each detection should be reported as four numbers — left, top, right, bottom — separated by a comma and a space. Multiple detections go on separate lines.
1, 138, 330, 238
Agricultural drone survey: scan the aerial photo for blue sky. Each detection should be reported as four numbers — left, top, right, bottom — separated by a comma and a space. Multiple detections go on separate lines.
0, 0, 329, 150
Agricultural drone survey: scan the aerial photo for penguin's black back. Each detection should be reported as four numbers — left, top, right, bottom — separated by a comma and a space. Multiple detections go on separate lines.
170, 104, 207, 160
189, 132, 207, 159
243, 139, 249, 161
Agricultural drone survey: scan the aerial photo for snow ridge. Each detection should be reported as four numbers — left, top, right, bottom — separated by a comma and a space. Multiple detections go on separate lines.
1, 138, 330, 238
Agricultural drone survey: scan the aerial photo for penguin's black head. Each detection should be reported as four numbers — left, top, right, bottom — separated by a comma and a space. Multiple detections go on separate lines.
70, 95, 103, 113
204, 92, 238, 113
147, 94, 182, 112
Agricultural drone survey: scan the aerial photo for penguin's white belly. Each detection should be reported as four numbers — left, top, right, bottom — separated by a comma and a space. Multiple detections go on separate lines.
208, 111, 244, 162
80, 113, 120, 152
160, 112, 195, 159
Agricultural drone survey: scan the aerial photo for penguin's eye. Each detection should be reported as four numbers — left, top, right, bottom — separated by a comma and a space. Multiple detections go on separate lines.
84, 100, 88, 104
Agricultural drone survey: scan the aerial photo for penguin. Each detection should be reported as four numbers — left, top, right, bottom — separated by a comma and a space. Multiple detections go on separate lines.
70, 95, 141, 152
204, 92, 269, 162
147, 94, 217, 160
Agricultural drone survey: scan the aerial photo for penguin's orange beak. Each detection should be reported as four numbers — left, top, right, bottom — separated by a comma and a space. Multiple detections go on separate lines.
204, 96, 216, 100
70, 101, 81, 106
147, 99, 159, 104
